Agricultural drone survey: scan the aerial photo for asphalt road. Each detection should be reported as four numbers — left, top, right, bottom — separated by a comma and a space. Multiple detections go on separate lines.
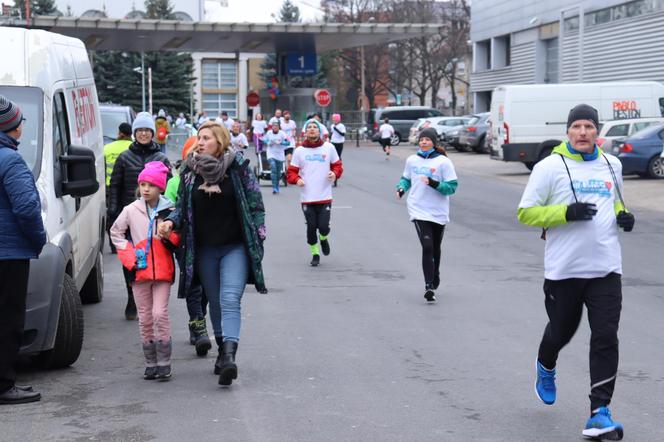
3, 143, 663, 441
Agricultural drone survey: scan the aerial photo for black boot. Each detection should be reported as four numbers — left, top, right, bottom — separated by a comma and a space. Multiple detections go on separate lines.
432, 273, 440, 290
125, 288, 137, 320
218, 341, 238, 386
189, 317, 212, 357
213, 336, 224, 375
310, 254, 320, 267
188, 321, 196, 345
0, 386, 41, 404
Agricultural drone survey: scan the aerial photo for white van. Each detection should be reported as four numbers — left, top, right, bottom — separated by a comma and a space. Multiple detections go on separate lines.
1, 27, 105, 367
489, 81, 664, 169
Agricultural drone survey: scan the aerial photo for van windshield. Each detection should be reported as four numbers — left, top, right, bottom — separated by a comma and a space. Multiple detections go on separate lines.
100, 109, 130, 143
0, 86, 43, 177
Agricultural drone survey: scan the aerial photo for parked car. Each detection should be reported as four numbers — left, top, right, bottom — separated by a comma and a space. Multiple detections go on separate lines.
596, 117, 664, 153
3, 27, 105, 368
369, 106, 443, 146
408, 116, 470, 144
615, 123, 664, 178
459, 112, 491, 153
100, 104, 136, 144
440, 117, 473, 150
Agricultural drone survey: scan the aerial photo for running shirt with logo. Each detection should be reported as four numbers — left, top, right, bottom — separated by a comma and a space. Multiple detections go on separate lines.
281, 120, 297, 146
264, 130, 288, 161
291, 142, 340, 203
331, 123, 346, 143
402, 153, 457, 225
379, 123, 395, 139
519, 153, 623, 280
230, 132, 248, 149
252, 120, 267, 136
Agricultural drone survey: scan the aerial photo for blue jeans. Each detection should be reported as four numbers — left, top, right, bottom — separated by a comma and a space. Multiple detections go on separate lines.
196, 244, 249, 343
269, 158, 283, 191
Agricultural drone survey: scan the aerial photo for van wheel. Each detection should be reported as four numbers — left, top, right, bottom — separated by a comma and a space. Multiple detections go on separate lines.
391, 134, 401, 146
35, 274, 84, 369
647, 155, 664, 178
80, 250, 103, 304
537, 140, 560, 163
525, 162, 535, 171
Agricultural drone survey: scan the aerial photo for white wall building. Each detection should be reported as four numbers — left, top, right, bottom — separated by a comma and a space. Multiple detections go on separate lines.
470, 0, 664, 111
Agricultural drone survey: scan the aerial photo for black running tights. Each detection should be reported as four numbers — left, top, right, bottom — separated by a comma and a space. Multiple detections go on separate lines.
302, 203, 331, 245
413, 220, 445, 285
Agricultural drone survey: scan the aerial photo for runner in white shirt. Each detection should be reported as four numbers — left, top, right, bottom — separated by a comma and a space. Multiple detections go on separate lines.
396, 128, 457, 303
230, 121, 249, 150
379, 117, 395, 159
214, 111, 235, 131
251, 113, 268, 152
280, 111, 298, 168
517, 104, 634, 441
268, 109, 283, 128
330, 113, 346, 187
263, 122, 289, 194
287, 119, 343, 267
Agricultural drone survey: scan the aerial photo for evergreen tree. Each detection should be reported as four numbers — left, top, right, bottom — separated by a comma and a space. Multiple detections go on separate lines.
279, 0, 301, 22
12, 0, 60, 17
92, 0, 194, 116
145, 0, 175, 20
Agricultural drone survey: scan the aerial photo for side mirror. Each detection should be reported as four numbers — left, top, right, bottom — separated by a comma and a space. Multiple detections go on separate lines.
60, 145, 100, 198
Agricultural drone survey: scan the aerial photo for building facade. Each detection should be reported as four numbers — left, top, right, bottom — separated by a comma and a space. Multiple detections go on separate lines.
470, 0, 664, 111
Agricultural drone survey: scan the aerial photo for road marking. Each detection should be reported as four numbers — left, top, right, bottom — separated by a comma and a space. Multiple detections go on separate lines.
334, 206, 353, 209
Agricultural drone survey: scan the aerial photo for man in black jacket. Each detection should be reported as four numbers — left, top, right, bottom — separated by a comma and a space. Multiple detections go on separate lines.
108, 111, 171, 320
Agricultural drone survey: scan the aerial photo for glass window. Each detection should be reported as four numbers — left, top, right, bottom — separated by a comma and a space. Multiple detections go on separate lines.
202, 93, 238, 118
467, 116, 480, 125
585, 8, 611, 26
100, 111, 129, 143
659, 98, 664, 116
632, 122, 657, 133
626, 0, 652, 17
202, 60, 237, 89
0, 86, 43, 176
612, 5, 628, 20
544, 38, 559, 83
564, 16, 579, 31
605, 124, 629, 137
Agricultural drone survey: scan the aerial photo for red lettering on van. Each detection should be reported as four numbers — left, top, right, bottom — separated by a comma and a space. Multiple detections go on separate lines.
72, 86, 98, 137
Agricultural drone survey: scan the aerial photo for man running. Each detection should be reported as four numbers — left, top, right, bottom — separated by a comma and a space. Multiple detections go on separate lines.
517, 104, 634, 441
378, 117, 394, 159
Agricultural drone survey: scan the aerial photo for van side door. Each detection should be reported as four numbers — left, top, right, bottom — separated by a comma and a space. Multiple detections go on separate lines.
52, 91, 81, 270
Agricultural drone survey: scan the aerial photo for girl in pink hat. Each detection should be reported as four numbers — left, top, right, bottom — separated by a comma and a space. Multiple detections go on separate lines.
110, 161, 180, 381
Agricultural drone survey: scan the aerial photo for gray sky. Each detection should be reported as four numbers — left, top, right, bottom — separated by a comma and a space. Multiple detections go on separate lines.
55, 0, 323, 22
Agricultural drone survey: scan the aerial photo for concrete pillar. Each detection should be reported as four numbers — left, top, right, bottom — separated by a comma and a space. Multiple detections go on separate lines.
191, 53, 203, 116
238, 54, 248, 122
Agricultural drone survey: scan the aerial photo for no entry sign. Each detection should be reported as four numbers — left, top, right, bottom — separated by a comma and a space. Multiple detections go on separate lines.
314, 89, 331, 107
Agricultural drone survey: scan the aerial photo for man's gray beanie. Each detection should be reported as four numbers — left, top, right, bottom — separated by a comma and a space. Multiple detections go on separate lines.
567, 104, 599, 130
132, 111, 156, 135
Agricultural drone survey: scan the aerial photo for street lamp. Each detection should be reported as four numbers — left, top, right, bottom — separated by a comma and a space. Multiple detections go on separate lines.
133, 52, 148, 112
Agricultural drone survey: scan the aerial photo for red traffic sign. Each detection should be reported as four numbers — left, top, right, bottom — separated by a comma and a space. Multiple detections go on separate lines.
246, 91, 260, 107
314, 89, 331, 107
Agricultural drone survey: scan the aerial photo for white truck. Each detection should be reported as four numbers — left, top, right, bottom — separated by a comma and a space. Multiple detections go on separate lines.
489, 81, 664, 169
1, 27, 105, 368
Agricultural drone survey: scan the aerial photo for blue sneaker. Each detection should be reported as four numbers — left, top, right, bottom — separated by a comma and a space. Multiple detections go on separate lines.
535, 360, 556, 405
582, 407, 624, 440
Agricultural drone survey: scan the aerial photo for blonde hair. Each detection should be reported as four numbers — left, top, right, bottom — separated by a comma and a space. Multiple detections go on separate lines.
197, 121, 231, 157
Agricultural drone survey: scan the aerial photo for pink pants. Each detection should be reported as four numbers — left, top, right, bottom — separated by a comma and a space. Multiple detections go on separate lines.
132, 281, 171, 343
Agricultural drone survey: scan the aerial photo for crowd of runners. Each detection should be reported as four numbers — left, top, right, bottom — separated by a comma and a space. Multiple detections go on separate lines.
1, 93, 633, 440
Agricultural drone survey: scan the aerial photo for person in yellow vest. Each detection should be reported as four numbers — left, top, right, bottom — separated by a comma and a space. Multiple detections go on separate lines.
103, 122, 133, 253
155, 109, 171, 154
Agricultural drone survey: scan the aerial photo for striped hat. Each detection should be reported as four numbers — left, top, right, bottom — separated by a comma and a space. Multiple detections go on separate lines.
0, 95, 23, 133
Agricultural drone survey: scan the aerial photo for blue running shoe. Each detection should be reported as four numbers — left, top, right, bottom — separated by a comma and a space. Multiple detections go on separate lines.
582, 407, 624, 440
535, 360, 556, 405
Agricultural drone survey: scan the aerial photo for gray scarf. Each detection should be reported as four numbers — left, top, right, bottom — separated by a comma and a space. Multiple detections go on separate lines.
186, 148, 236, 194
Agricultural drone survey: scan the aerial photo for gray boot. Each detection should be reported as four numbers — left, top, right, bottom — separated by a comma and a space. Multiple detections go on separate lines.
142, 341, 157, 380
155, 338, 172, 381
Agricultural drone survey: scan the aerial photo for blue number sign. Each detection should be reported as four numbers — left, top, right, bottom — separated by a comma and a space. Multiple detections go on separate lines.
286, 53, 317, 76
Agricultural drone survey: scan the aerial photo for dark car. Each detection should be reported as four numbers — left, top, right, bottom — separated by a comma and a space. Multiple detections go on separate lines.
458, 112, 491, 153
369, 106, 442, 146
615, 123, 664, 178
440, 116, 472, 150
100, 104, 136, 144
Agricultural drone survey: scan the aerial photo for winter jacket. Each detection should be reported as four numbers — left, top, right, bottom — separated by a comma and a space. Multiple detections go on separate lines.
103, 138, 132, 186
0, 131, 46, 260
167, 151, 267, 295
107, 141, 171, 219
110, 196, 180, 283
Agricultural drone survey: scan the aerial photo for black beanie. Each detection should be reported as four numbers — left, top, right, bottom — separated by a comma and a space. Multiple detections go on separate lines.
567, 104, 599, 130
418, 127, 438, 145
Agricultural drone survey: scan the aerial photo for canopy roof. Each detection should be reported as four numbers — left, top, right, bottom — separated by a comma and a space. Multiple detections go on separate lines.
8, 16, 445, 53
